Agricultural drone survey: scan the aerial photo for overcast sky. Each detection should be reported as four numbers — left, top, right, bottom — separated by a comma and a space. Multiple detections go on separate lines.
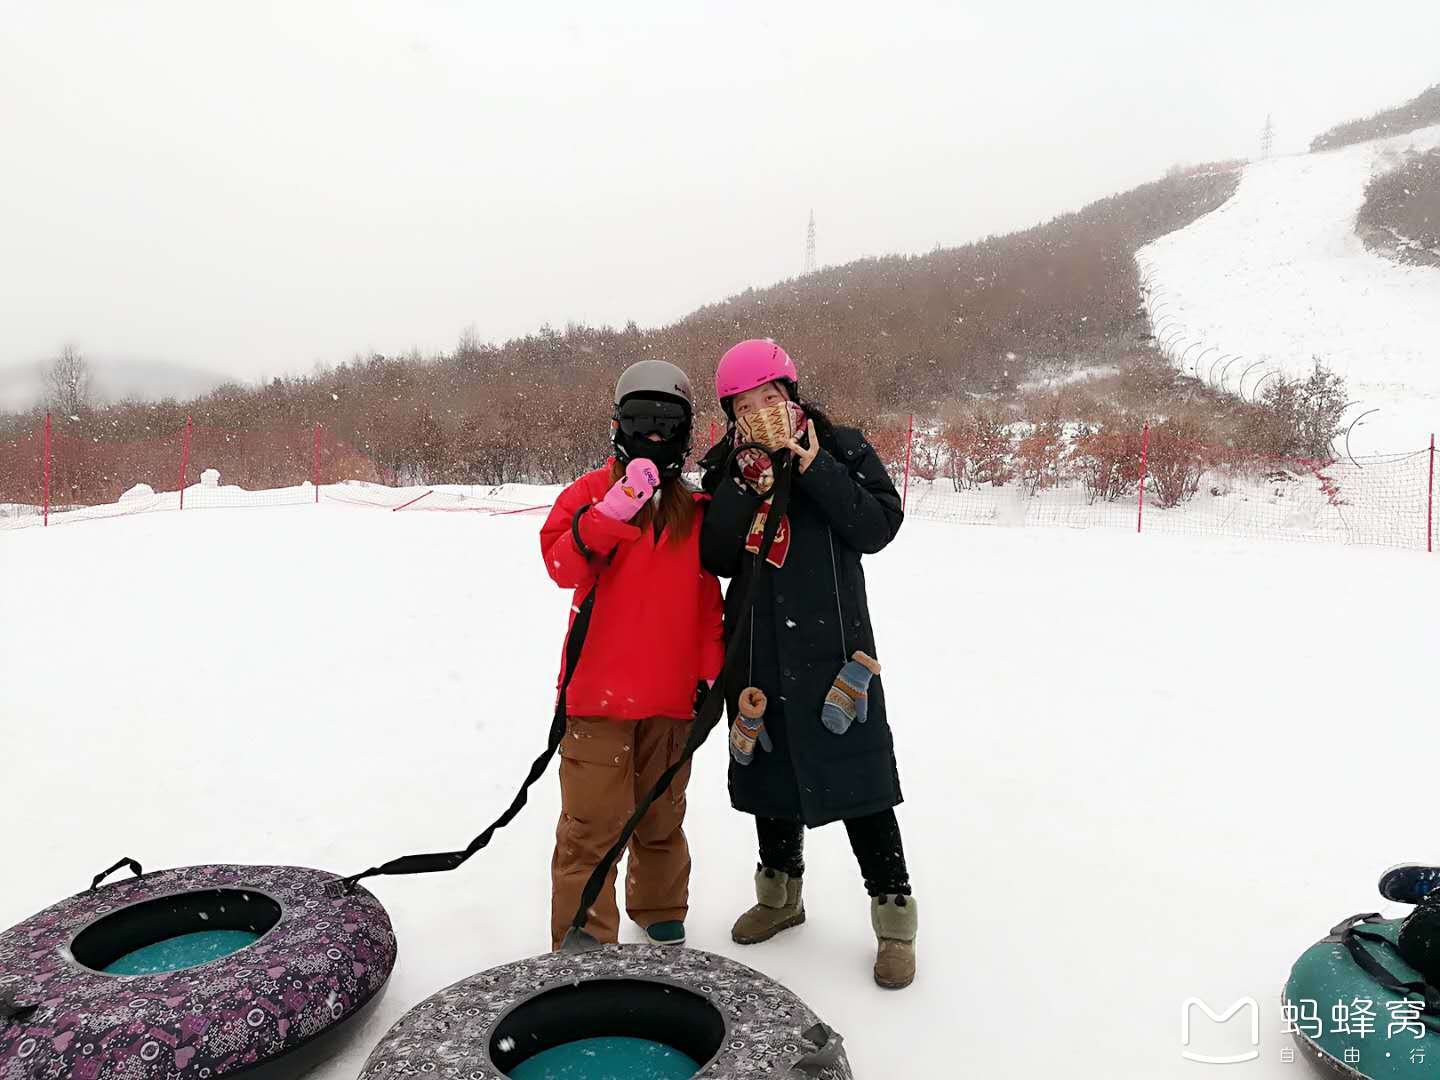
2, 1, 1438, 400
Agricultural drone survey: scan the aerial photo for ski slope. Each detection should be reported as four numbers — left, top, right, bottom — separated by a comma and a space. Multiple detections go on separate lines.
2, 506, 1437, 1078
1138, 124, 1440, 454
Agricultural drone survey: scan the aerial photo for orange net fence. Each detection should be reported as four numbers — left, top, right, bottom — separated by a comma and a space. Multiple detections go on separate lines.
869, 418, 1438, 552
0, 419, 380, 528
3, 414, 1436, 554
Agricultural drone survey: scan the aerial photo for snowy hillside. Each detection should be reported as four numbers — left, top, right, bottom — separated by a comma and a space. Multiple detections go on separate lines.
3, 506, 1438, 1077
1138, 124, 1440, 454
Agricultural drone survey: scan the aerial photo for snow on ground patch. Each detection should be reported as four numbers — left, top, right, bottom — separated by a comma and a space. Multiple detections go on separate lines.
1017, 362, 1120, 393
1139, 124, 1440, 453
1, 507, 1437, 1077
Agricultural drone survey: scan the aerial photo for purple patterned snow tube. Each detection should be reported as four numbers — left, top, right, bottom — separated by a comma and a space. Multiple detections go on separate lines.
0, 864, 395, 1080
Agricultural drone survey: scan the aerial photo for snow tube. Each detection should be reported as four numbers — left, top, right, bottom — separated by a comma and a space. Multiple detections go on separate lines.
360, 944, 852, 1079
0, 863, 396, 1080
1284, 913, 1440, 1078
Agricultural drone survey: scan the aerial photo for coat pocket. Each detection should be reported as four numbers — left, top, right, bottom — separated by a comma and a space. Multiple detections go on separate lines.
559, 717, 635, 767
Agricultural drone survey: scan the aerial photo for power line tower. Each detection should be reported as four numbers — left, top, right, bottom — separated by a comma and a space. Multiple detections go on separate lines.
1260, 114, 1274, 159
804, 210, 817, 274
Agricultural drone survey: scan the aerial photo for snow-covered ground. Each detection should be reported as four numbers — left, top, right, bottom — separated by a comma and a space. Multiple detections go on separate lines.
12, 459, 1440, 555
1138, 124, 1440, 454
0, 480, 563, 530
2, 505, 1438, 1077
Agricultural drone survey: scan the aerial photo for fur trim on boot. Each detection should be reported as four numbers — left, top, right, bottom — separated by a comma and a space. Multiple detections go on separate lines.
871, 893, 917, 989
731, 868, 805, 945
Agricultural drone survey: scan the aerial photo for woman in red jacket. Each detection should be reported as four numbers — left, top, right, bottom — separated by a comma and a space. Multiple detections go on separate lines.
539, 359, 724, 951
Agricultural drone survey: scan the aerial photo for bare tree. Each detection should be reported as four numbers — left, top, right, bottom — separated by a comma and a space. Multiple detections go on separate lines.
44, 345, 93, 416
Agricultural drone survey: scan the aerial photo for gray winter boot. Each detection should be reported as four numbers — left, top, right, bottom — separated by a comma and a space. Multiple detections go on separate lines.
871, 894, 917, 989
731, 868, 805, 945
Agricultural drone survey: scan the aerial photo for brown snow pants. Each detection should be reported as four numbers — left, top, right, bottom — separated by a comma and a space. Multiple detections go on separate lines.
550, 716, 693, 950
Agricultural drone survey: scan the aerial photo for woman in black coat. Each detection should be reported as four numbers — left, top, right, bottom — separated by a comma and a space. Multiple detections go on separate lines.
699, 339, 917, 989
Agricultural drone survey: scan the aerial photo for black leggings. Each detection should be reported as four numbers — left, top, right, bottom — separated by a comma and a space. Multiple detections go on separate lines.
755, 809, 911, 897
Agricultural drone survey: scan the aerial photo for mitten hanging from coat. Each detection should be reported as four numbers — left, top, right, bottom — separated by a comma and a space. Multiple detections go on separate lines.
730, 687, 773, 765
822, 652, 881, 735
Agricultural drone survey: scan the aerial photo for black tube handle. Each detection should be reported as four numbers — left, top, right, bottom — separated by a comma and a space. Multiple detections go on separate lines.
90, 857, 143, 891
788, 1023, 846, 1075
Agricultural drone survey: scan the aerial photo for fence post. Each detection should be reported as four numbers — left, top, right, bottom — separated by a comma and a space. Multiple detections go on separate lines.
1136, 422, 1151, 534
1429, 433, 1435, 554
901, 414, 915, 512
42, 412, 51, 527
176, 417, 194, 509
313, 422, 321, 504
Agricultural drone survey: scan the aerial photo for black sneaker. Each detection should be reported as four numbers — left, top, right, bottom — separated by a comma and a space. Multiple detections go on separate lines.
644, 921, 686, 946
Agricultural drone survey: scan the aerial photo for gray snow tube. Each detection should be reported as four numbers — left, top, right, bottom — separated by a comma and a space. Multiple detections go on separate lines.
359, 943, 852, 1079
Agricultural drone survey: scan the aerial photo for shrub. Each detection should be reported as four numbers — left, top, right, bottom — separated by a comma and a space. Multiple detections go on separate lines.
941, 413, 978, 492
1256, 359, 1348, 461
1014, 415, 1065, 495
1145, 418, 1210, 508
1069, 423, 1144, 503
971, 410, 1015, 487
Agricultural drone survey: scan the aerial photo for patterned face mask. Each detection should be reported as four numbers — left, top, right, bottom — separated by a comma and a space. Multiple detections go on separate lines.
734, 400, 805, 452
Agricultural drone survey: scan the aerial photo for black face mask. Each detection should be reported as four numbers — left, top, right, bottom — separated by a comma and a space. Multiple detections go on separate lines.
613, 396, 692, 478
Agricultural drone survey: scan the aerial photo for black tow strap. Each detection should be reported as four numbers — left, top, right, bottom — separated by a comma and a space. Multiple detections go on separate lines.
1330, 913, 1440, 1031
564, 456, 795, 946
329, 444, 790, 914
328, 587, 597, 895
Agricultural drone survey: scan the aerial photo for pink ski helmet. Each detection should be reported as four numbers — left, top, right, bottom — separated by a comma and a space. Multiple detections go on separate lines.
714, 339, 799, 413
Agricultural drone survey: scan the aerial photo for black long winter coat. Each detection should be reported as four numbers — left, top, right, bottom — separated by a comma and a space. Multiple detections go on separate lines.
700, 412, 904, 827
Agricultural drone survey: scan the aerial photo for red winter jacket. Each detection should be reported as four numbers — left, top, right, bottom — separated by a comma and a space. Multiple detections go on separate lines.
541, 464, 725, 722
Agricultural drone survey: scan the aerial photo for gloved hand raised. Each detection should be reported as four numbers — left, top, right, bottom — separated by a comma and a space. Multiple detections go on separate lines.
594, 458, 660, 522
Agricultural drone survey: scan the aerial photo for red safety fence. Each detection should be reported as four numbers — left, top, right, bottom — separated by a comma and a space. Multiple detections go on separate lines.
0, 416, 565, 529
3, 414, 1437, 554
0, 418, 385, 529
872, 414, 1438, 552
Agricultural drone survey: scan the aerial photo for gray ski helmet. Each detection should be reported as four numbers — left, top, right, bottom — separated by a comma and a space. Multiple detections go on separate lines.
611, 359, 694, 478
613, 359, 693, 410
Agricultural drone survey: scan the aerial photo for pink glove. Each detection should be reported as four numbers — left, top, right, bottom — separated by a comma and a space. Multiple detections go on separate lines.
594, 458, 660, 522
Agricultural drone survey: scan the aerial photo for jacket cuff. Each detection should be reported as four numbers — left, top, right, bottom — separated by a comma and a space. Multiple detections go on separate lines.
576, 505, 642, 554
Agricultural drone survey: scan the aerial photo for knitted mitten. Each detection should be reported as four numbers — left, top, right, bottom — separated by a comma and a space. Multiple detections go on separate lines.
730, 687, 773, 765
735, 447, 775, 496
821, 651, 881, 735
